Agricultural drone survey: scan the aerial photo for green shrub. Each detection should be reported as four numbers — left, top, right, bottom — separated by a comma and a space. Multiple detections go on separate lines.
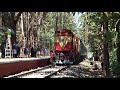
110, 61, 120, 77
109, 48, 120, 77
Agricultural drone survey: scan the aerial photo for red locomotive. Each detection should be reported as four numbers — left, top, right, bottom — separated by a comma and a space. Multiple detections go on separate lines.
50, 29, 87, 65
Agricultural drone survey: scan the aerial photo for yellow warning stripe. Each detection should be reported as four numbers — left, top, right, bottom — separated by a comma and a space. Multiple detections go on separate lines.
55, 36, 72, 48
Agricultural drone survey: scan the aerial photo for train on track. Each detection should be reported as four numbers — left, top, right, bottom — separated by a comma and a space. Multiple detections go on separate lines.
50, 29, 87, 65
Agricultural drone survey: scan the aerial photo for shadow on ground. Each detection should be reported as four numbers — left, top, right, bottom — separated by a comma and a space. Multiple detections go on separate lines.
61, 63, 104, 78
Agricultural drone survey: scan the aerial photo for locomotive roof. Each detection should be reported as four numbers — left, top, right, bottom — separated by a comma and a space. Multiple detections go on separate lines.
55, 29, 73, 36
55, 28, 80, 40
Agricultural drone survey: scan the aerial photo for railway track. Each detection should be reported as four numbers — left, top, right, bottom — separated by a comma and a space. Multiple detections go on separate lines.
4, 65, 69, 78
45, 65, 70, 78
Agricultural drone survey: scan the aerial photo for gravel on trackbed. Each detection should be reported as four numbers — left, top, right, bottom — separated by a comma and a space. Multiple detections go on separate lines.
51, 60, 104, 78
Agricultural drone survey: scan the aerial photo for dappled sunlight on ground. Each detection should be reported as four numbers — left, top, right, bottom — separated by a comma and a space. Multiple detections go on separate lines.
54, 60, 104, 78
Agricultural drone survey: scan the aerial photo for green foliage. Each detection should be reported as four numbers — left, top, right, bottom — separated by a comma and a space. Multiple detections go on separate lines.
110, 61, 120, 77
79, 12, 120, 77
109, 48, 120, 77
79, 12, 103, 51
0, 34, 5, 45
0, 28, 9, 46
79, 12, 120, 51
37, 12, 77, 49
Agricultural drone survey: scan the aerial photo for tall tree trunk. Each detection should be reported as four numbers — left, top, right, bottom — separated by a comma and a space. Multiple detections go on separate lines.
85, 12, 88, 45
102, 19, 110, 77
11, 22, 16, 44
63, 12, 65, 29
2, 12, 22, 45
59, 12, 62, 29
20, 13, 26, 48
12, 12, 22, 44
55, 12, 58, 31
0, 13, 2, 27
116, 19, 120, 63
